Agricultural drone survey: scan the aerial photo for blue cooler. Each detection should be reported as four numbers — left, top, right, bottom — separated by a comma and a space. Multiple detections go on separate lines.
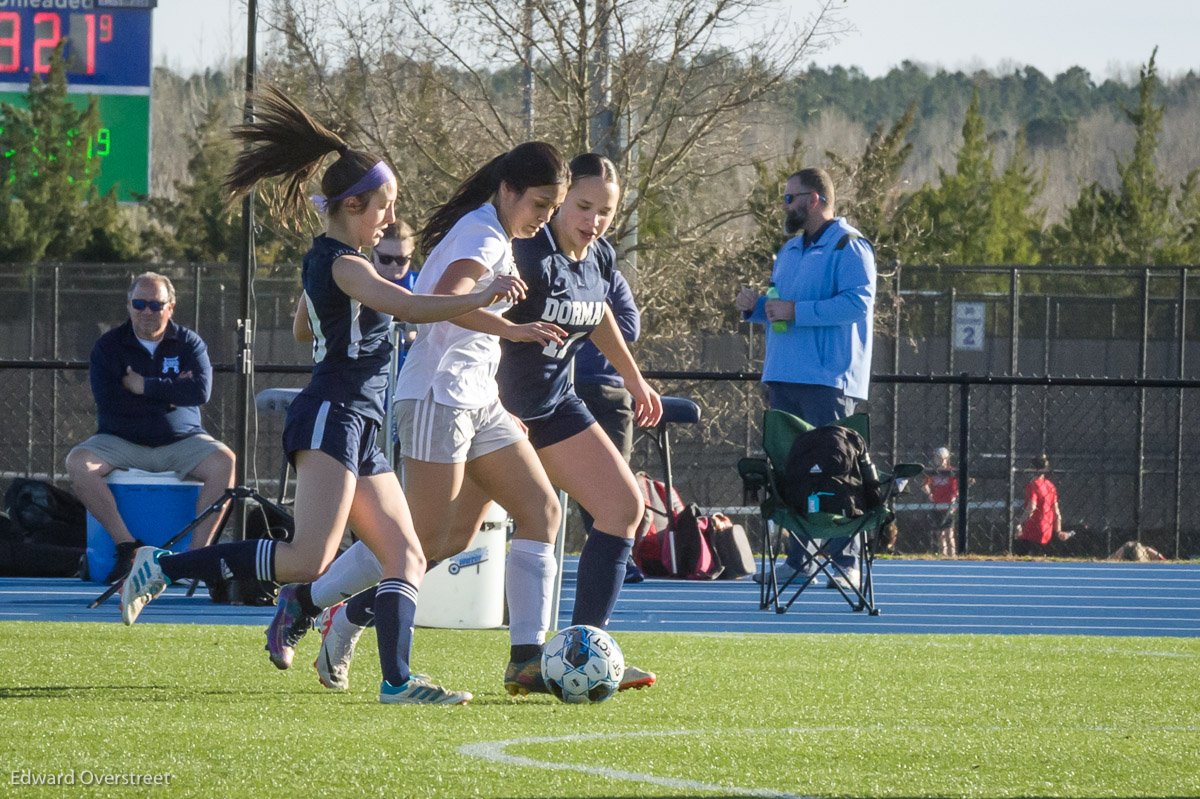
85, 469, 202, 582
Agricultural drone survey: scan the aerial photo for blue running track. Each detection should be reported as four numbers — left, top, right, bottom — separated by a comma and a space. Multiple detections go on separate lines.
2, 559, 1199, 637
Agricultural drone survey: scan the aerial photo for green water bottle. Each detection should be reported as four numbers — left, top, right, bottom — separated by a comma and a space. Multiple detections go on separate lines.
766, 282, 786, 333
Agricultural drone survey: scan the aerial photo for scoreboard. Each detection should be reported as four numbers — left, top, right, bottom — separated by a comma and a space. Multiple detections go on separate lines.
0, 2, 153, 201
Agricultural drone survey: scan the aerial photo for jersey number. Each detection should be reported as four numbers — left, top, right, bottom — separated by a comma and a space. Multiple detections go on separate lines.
542, 331, 587, 360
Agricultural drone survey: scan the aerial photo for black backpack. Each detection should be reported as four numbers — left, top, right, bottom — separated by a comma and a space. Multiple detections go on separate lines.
780, 425, 881, 517
3, 478, 88, 548
206, 501, 292, 606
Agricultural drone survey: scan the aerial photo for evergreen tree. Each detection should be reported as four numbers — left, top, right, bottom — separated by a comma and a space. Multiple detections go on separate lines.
1043, 50, 1187, 267
826, 103, 918, 269
0, 42, 134, 262
899, 90, 994, 266
1165, 169, 1200, 266
141, 96, 308, 265
898, 89, 1044, 270
142, 99, 241, 263
984, 130, 1045, 265
1113, 51, 1175, 265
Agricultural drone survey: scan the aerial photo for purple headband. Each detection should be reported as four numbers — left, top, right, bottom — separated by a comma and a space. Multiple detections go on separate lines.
311, 160, 395, 214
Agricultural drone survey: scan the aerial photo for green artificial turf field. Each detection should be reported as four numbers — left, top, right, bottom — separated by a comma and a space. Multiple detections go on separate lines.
4, 622, 1198, 798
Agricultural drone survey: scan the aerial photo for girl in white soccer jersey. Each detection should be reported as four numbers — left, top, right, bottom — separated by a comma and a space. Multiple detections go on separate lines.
118, 87, 524, 706
268, 141, 571, 687
273, 150, 662, 696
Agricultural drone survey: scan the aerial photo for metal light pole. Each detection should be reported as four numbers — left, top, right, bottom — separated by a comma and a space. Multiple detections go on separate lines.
232, 0, 258, 538
522, 0, 534, 140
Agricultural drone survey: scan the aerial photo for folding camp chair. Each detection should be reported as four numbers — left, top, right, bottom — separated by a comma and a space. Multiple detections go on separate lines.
640, 396, 702, 517
738, 410, 921, 615
636, 396, 701, 570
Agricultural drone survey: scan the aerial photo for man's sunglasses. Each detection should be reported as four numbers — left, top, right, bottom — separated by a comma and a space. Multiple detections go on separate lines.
376, 253, 412, 268
784, 191, 825, 204
130, 299, 168, 312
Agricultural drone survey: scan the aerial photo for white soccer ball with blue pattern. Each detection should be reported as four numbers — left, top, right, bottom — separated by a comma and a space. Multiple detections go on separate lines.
541, 624, 625, 704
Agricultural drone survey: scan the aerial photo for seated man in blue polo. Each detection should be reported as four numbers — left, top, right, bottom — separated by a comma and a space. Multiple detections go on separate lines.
66, 272, 236, 584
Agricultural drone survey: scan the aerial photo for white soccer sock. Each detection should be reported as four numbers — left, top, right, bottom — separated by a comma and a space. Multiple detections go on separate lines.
310, 540, 384, 610
505, 538, 557, 647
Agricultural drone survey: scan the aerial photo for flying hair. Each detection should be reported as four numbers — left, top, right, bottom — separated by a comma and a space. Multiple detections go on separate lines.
224, 85, 384, 222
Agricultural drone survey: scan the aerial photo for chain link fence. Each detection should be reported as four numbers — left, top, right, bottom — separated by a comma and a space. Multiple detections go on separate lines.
4, 263, 1200, 559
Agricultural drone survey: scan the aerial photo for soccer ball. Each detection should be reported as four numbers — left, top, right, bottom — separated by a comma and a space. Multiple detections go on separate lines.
540, 625, 625, 704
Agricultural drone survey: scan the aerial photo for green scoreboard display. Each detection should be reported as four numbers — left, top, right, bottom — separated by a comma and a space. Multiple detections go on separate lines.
0, 1, 154, 201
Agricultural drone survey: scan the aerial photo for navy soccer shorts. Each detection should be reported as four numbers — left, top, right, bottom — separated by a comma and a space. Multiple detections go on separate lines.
524, 392, 596, 450
283, 394, 391, 478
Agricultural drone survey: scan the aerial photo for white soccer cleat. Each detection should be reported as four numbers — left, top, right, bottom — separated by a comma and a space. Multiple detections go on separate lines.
379, 677, 472, 706
313, 603, 364, 691
120, 547, 171, 625
618, 663, 657, 691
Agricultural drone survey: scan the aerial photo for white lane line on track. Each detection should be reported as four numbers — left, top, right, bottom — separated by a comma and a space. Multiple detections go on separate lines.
616, 619, 1200, 633
615, 598, 1200, 611
458, 728, 822, 799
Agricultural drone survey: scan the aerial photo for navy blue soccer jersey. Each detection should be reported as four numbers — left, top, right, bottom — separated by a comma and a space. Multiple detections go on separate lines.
498, 226, 614, 421
301, 234, 394, 422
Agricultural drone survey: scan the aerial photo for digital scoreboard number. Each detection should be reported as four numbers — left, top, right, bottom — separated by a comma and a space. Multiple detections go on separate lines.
0, 3, 153, 201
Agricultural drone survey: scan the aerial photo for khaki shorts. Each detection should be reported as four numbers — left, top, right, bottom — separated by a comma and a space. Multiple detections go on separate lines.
394, 394, 525, 464
69, 433, 229, 481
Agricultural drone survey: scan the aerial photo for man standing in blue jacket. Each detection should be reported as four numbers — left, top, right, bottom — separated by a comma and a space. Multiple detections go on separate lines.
66, 273, 235, 584
736, 167, 876, 589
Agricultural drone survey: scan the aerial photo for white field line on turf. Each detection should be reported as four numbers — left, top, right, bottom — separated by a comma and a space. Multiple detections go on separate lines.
458, 728, 821, 799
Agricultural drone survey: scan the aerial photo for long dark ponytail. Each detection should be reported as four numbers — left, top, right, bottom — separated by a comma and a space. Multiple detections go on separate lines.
224, 86, 385, 219
420, 141, 569, 253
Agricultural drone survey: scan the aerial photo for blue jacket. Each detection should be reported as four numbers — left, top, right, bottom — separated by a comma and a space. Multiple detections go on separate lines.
89, 319, 213, 447
744, 217, 876, 399
575, 269, 640, 388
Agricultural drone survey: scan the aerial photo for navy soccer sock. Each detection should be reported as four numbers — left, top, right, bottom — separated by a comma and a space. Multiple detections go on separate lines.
570, 530, 632, 628
373, 578, 418, 686
159, 539, 276, 585
343, 585, 377, 628
339, 557, 440, 629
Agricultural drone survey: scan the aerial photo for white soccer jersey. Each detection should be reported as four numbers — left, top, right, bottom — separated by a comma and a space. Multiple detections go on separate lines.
394, 203, 517, 409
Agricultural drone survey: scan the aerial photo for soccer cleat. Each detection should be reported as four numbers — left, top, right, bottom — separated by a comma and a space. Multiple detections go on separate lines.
313, 603, 364, 691
265, 583, 314, 670
618, 664, 657, 691
504, 654, 551, 696
379, 677, 472, 705
120, 546, 172, 625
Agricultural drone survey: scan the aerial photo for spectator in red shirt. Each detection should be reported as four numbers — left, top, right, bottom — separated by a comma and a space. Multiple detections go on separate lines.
922, 447, 959, 556
1015, 454, 1067, 556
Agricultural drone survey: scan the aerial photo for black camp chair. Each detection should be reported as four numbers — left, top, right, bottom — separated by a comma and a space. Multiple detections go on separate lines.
738, 410, 921, 615
641, 396, 702, 520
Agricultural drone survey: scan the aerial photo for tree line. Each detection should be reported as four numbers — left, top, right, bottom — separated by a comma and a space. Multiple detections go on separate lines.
1, 1, 1196, 331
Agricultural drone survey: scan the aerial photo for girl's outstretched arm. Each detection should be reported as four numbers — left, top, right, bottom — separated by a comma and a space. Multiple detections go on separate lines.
332, 255, 524, 322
